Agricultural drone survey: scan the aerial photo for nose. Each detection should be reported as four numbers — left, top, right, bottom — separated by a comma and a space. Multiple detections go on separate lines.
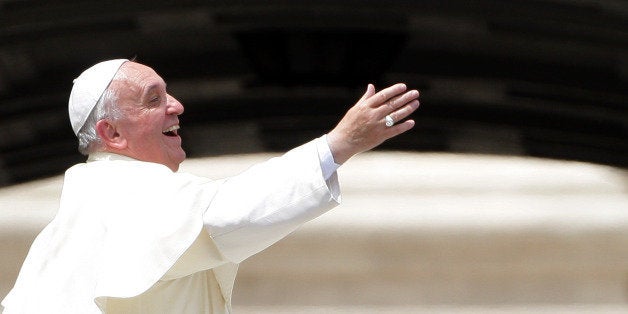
166, 94, 184, 115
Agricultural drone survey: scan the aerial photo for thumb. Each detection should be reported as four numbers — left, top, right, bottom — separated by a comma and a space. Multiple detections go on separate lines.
357, 84, 375, 103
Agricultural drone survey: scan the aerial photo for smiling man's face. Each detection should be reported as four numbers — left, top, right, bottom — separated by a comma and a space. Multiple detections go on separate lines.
109, 62, 186, 171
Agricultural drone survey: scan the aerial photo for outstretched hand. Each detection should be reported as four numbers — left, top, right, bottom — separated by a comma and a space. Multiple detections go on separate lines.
327, 83, 420, 164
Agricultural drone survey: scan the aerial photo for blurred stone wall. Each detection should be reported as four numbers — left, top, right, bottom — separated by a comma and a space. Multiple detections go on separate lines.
1, 152, 627, 313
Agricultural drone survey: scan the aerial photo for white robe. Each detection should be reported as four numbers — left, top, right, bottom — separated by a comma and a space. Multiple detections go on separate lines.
2, 137, 340, 313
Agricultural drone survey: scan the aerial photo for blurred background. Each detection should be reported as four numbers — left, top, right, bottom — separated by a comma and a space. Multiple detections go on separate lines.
0, 0, 627, 313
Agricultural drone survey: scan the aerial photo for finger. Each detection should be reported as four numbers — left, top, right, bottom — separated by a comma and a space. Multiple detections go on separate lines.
388, 100, 420, 123
366, 83, 407, 108
357, 84, 376, 104
386, 99, 420, 121
384, 119, 416, 140
376, 89, 420, 116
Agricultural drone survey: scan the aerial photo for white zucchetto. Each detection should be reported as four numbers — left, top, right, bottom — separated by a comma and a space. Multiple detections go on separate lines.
68, 59, 128, 135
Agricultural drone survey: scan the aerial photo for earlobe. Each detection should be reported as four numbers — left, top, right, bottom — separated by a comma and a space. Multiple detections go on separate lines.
96, 120, 126, 150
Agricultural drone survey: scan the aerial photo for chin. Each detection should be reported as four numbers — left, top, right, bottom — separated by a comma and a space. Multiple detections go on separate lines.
171, 150, 186, 171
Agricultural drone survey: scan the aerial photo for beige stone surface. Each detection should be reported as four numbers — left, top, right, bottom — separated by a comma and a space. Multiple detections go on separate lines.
1, 152, 627, 313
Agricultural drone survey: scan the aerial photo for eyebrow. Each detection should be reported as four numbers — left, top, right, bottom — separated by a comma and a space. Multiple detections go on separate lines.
142, 82, 167, 100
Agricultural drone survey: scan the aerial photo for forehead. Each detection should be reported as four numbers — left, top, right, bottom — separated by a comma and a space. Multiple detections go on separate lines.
115, 62, 166, 98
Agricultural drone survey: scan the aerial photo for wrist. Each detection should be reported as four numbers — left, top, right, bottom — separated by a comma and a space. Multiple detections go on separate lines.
326, 131, 352, 165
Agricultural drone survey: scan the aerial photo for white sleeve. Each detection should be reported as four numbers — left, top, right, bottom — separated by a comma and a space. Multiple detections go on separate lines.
317, 134, 341, 180
202, 137, 341, 263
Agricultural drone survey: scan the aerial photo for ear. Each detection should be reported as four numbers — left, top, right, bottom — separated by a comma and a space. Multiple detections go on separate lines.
96, 119, 127, 150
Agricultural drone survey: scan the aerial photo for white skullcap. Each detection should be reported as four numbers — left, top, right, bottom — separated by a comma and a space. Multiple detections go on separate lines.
68, 59, 128, 135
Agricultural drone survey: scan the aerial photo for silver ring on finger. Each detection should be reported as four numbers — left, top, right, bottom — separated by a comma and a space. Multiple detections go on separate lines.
385, 114, 394, 127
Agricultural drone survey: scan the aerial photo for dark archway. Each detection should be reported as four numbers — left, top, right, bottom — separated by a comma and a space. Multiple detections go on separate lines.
0, 0, 626, 186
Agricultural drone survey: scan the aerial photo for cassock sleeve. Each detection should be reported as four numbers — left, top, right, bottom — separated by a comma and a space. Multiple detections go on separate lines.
202, 136, 341, 263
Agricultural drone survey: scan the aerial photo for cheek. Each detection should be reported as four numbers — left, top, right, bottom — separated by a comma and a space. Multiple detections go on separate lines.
121, 123, 159, 149
126, 116, 161, 136
117, 112, 166, 149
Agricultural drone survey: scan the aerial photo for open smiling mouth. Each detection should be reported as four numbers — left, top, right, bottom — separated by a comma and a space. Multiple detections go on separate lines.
162, 125, 180, 137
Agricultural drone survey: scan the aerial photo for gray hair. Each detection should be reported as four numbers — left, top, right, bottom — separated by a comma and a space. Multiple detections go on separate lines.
76, 73, 126, 155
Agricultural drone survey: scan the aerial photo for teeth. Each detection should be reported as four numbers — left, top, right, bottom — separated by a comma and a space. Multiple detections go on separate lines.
163, 125, 180, 133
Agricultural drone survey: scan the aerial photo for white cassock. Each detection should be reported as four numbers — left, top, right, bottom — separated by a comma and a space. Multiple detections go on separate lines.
2, 137, 341, 314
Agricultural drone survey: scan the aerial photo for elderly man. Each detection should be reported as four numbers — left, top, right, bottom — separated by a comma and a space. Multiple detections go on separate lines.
2, 59, 419, 313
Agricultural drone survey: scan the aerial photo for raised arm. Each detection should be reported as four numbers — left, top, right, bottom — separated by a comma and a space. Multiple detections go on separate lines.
327, 83, 420, 164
